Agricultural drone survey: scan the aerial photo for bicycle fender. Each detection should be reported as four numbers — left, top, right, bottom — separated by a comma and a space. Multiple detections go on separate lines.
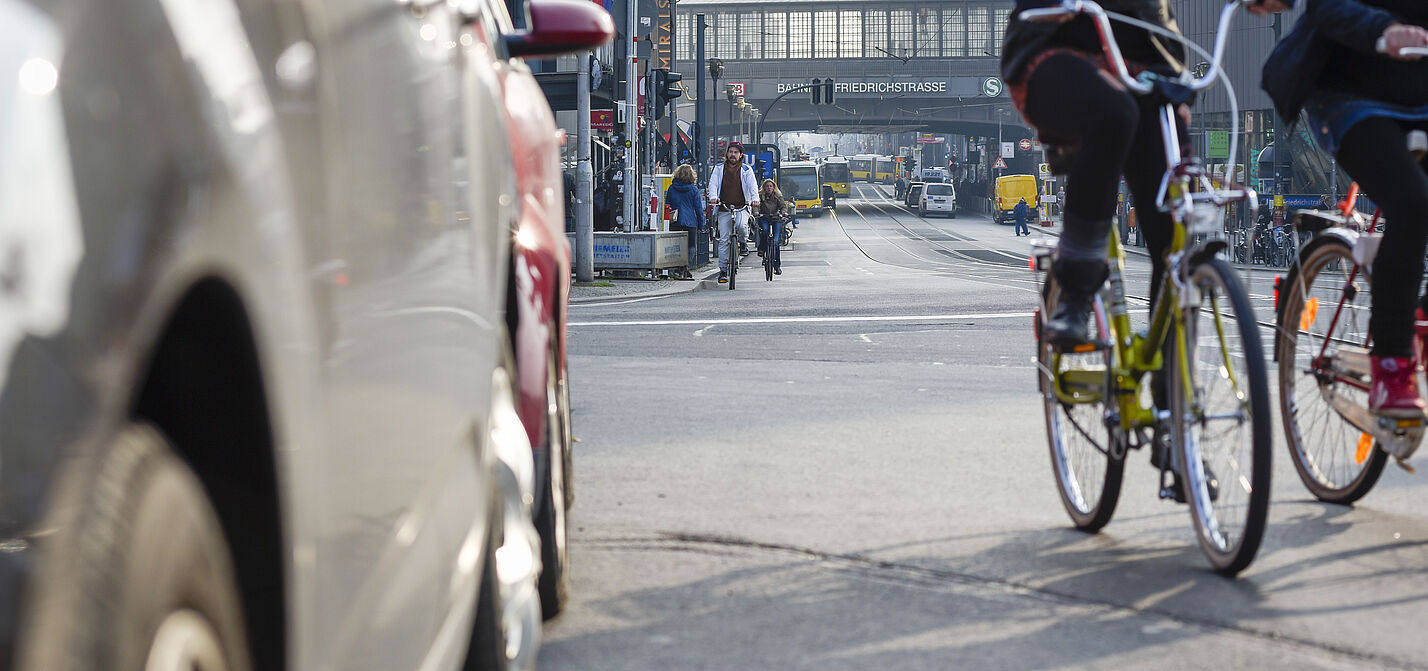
1187, 239, 1229, 268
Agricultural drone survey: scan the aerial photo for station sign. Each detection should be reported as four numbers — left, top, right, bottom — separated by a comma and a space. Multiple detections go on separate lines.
1018, 138, 1032, 151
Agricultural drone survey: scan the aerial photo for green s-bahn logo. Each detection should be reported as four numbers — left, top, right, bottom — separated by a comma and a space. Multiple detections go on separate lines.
982, 77, 1004, 97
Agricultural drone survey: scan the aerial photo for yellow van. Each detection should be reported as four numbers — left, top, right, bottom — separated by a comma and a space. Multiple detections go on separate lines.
994, 174, 1039, 225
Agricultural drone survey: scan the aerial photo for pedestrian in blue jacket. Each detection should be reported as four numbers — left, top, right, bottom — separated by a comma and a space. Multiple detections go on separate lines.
1013, 197, 1030, 237
664, 164, 706, 279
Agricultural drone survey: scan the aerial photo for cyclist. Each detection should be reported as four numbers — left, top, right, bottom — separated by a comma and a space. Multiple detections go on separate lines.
1264, 0, 1428, 418
707, 143, 760, 284
1004, 0, 1287, 501
757, 178, 791, 275
1002, 0, 1287, 347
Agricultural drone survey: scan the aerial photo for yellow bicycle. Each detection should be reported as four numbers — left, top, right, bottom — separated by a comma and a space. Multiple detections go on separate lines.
1027, 0, 1273, 575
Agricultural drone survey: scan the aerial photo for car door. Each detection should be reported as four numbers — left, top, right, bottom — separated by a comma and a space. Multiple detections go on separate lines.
295, 0, 503, 668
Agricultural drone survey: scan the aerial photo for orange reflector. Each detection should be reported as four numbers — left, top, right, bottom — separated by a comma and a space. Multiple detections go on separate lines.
1028, 256, 1036, 271
1071, 343, 1097, 353
1398, 418, 1424, 429
1300, 297, 1319, 331
1357, 433, 1373, 464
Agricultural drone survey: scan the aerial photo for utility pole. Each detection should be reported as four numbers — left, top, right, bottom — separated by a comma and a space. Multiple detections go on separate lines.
1272, 13, 1285, 199
623, 0, 638, 232
696, 15, 707, 183
575, 54, 595, 282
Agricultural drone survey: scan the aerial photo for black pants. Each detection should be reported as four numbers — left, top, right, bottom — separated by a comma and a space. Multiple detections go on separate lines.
673, 224, 697, 270
1334, 116, 1428, 358
1020, 52, 1188, 306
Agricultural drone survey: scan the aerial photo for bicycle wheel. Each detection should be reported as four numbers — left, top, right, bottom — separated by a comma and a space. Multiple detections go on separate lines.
1171, 257, 1272, 575
1038, 278, 1125, 532
763, 223, 774, 281
1277, 236, 1387, 503
727, 219, 738, 291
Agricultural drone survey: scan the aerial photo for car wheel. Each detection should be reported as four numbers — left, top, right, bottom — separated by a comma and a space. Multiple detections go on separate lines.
24, 424, 253, 671
536, 344, 570, 620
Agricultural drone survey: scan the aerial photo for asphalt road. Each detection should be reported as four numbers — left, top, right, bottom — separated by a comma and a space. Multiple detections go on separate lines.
542, 183, 1428, 670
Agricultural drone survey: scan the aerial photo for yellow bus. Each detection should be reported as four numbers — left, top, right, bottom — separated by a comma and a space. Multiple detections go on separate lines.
848, 154, 876, 182
820, 156, 850, 201
779, 161, 825, 217
874, 156, 897, 183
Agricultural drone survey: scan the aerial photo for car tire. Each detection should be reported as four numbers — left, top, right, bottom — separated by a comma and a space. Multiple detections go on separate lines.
536, 344, 570, 620
26, 423, 254, 671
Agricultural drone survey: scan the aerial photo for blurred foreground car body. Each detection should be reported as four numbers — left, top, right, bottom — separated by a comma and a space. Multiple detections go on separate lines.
486, 0, 600, 621
0, 0, 602, 668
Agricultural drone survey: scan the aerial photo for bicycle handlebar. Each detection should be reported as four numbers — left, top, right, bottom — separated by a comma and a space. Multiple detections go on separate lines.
1017, 0, 1252, 96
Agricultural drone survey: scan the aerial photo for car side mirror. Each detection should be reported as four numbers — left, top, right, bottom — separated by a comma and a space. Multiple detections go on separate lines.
504, 0, 615, 58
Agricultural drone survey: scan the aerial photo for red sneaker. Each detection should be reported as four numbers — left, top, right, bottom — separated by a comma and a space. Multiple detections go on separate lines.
1370, 356, 1426, 417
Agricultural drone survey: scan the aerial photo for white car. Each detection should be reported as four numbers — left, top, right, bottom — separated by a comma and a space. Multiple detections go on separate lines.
919, 183, 958, 218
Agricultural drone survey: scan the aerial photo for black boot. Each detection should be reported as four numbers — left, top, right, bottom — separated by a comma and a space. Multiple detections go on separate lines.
1044, 259, 1109, 348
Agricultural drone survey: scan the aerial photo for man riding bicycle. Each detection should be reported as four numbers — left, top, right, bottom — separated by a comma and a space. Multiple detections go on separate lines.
1264, 0, 1428, 420
707, 143, 760, 284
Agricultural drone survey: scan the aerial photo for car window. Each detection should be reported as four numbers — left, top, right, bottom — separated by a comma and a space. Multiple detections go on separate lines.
925, 184, 953, 196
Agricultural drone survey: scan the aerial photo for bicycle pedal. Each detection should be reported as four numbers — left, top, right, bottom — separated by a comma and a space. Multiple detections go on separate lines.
1053, 340, 1111, 354
1396, 457, 1416, 474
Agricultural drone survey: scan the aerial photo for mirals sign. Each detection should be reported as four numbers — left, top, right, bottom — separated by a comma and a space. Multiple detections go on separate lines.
777, 80, 948, 95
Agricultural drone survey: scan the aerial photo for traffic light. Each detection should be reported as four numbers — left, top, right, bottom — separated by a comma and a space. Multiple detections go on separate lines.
824, 78, 835, 105
907, 155, 918, 176
653, 68, 683, 120
810, 78, 822, 105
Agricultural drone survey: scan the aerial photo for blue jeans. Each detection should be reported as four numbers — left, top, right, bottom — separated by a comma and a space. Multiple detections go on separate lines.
758, 216, 783, 270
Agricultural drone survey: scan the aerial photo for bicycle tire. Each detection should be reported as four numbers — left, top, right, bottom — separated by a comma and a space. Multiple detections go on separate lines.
1038, 278, 1125, 532
1277, 236, 1388, 504
1171, 257, 1272, 575
764, 221, 774, 281
727, 214, 738, 291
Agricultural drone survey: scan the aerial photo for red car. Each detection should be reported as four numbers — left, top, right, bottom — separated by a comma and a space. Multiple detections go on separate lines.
486, 0, 612, 619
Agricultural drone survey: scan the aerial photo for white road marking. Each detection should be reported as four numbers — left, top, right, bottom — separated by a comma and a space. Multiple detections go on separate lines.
571, 311, 1035, 327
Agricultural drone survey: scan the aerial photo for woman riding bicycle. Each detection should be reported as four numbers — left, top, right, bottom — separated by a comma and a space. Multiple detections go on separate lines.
1264, 0, 1428, 419
757, 179, 791, 275
1002, 0, 1285, 347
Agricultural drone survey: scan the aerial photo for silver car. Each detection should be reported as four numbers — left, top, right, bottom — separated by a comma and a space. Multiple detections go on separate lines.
0, 0, 606, 669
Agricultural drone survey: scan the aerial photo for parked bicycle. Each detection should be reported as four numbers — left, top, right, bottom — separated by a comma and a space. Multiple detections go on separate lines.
1027, 0, 1273, 575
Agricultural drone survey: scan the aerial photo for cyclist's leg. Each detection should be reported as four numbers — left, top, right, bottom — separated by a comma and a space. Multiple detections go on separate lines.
1122, 93, 1189, 474
1335, 117, 1428, 413
1019, 52, 1136, 344
1122, 96, 1190, 317
1337, 117, 1428, 358
716, 210, 733, 274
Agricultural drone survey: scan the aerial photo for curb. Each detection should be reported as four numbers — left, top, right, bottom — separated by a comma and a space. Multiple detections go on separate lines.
569, 268, 721, 304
